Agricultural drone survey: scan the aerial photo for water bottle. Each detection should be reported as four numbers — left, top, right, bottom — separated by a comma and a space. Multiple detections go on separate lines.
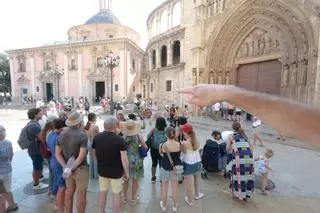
62, 156, 75, 178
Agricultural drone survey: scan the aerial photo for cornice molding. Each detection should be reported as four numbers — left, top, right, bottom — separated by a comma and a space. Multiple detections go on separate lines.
147, 26, 185, 50
5, 38, 145, 56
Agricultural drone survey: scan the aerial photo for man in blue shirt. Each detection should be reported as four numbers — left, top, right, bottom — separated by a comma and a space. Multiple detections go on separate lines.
26, 108, 48, 191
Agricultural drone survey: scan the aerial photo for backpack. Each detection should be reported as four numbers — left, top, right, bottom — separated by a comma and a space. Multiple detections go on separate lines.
152, 129, 167, 149
17, 122, 34, 149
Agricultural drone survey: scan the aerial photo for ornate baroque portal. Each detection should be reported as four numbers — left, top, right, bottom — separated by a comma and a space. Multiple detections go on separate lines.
206, 0, 316, 103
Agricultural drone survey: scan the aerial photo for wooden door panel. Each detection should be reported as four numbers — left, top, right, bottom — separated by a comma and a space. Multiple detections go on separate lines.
237, 63, 258, 91
237, 60, 281, 95
258, 60, 281, 94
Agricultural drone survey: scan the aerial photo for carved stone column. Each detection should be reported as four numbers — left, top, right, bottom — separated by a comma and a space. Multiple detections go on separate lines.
156, 48, 161, 68
180, 39, 184, 63
289, 62, 298, 99
167, 41, 173, 66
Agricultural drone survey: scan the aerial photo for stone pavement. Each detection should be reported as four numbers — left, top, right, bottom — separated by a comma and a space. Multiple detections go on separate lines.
1, 109, 320, 212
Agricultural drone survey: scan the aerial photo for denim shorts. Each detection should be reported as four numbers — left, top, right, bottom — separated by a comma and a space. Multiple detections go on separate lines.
29, 154, 44, 171
183, 162, 201, 175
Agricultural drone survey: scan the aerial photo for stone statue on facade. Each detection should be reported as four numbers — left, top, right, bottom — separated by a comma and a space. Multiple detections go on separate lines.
209, 71, 215, 84
225, 72, 231, 85
192, 70, 197, 85
290, 62, 298, 85
301, 59, 308, 85
199, 72, 204, 84
218, 72, 223, 84
282, 64, 289, 86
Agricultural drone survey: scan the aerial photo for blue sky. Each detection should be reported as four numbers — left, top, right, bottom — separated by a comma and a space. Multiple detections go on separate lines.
0, 0, 164, 52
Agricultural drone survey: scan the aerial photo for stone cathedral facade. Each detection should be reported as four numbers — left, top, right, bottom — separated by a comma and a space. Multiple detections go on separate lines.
142, 0, 320, 107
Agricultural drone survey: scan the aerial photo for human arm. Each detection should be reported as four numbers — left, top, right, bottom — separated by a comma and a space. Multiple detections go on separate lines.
265, 159, 272, 170
138, 134, 148, 149
119, 138, 129, 180
91, 137, 97, 162
179, 85, 320, 146
147, 129, 154, 139
55, 145, 66, 168
141, 117, 146, 129
121, 151, 129, 181
226, 135, 233, 153
72, 135, 88, 170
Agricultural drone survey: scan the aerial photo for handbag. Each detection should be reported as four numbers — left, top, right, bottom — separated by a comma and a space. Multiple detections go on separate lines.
165, 145, 183, 175
39, 139, 51, 159
138, 135, 148, 158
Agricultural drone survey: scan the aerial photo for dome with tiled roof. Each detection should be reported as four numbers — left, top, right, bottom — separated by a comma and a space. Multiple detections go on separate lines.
85, 10, 121, 25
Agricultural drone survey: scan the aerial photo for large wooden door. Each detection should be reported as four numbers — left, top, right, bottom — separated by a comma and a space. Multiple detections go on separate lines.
237, 60, 281, 95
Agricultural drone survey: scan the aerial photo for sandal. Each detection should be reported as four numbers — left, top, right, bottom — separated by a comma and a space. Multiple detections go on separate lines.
6, 204, 18, 212
130, 199, 137, 206
122, 196, 128, 204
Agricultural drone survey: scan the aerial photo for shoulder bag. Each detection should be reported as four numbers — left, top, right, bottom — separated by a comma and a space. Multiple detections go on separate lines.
137, 135, 148, 158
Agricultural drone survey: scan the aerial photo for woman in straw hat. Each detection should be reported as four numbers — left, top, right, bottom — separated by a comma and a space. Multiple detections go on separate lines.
120, 120, 148, 205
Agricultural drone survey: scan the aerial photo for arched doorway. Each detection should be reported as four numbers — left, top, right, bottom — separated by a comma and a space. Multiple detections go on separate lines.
206, 0, 316, 103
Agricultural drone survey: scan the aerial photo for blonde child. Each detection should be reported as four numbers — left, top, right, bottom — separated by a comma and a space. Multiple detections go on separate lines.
257, 149, 274, 195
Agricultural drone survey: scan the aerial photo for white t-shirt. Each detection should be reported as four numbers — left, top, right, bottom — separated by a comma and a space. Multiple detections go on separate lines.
39, 115, 47, 129
213, 103, 220, 111
252, 119, 262, 128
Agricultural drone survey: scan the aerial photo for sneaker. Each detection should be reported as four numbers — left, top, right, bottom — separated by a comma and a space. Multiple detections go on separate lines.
39, 175, 47, 182
33, 182, 49, 191
194, 192, 204, 200
172, 206, 178, 213
184, 196, 193, 206
5, 203, 18, 213
151, 176, 156, 183
159, 200, 167, 212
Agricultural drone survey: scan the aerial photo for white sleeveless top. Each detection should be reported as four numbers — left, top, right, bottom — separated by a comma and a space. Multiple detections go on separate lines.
182, 149, 201, 164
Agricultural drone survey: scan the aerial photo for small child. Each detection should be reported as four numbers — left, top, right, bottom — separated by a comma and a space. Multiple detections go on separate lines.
210, 130, 224, 144
256, 149, 274, 195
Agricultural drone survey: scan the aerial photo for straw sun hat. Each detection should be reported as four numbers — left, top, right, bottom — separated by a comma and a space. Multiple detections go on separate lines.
119, 120, 141, 136
65, 111, 84, 127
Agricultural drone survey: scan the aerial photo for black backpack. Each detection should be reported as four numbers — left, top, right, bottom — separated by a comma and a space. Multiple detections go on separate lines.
17, 122, 34, 149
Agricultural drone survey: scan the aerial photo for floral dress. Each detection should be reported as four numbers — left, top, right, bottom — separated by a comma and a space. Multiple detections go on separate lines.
124, 135, 144, 179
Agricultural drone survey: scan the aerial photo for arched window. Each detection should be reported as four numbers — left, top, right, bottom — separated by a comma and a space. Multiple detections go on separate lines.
172, 2, 181, 27
161, 46, 167, 67
173, 41, 181, 65
150, 82, 154, 93
152, 50, 156, 69
160, 10, 168, 33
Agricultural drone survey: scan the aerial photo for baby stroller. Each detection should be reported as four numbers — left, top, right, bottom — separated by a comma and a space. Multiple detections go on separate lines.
201, 139, 227, 179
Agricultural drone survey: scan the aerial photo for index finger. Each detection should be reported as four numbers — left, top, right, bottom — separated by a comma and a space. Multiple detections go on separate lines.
177, 87, 196, 95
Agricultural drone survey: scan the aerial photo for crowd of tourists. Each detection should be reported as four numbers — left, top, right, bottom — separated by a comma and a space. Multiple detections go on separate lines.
0, 98, 275, 213
4, 82, 320, 213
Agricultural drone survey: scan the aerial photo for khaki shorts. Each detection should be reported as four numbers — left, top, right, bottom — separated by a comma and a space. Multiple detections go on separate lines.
66, 165, 89, 191
99, 176, 122, 194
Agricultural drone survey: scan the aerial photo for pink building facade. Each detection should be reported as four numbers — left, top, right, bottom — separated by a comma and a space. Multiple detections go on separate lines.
6, 0, 145, 103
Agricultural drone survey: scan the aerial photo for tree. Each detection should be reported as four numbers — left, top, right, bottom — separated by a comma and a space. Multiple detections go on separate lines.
0, 54, 11, 95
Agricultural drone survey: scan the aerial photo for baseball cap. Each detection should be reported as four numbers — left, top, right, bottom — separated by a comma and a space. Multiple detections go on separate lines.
180, 123, 193, 134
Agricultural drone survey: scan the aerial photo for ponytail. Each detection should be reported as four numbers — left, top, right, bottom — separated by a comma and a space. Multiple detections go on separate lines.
189, 130, 199, 151
238, 128, 249, 141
